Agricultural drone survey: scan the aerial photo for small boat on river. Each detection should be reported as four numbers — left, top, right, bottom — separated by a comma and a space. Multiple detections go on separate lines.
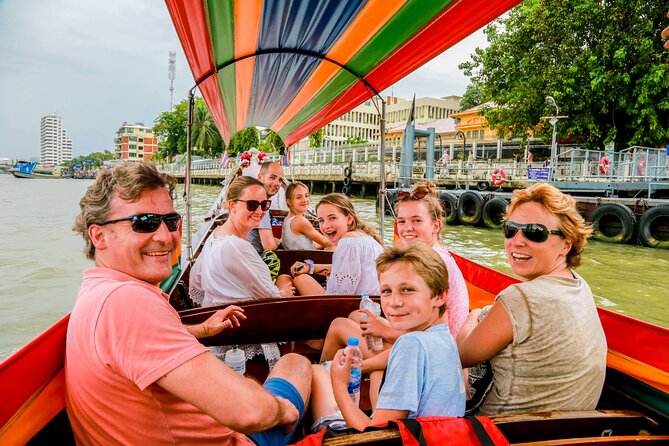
10, 161, 69, 179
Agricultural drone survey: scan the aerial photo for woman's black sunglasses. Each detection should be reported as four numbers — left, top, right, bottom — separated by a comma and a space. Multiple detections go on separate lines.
397, 189, 429, 201
502, 221, 564, 243
236, 199, 272, 212
99, 213, 182, 233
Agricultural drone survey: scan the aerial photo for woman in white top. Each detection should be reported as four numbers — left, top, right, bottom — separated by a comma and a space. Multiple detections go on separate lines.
189, 176, 295, 307
290, 193, 383, 296
281, 181, 332, 250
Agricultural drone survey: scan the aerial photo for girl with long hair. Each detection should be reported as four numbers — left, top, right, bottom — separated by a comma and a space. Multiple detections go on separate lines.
282, 181, 332, 250
290, 193, 383, 296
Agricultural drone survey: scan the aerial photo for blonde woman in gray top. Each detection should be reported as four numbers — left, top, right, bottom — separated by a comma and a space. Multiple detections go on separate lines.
457, 183, 607, 415
282, 182, 332, 250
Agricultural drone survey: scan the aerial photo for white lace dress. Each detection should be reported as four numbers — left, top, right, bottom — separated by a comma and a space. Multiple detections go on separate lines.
189, 234, 282, 364
326, 235, 384, 295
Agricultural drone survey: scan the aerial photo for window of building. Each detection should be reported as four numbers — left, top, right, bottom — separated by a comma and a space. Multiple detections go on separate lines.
139, 138, 144, 142
480, 130, 485, 139
466, 131, 471, 138
124, 128, 132, 133
146, 129, 152, 133
129, 144, 136, 149
473, 130, 479, 139
129, 152, 137, 157
129, 136, 137, 141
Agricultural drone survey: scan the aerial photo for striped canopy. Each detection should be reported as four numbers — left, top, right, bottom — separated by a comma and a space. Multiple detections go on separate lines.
165, 0, 522, 147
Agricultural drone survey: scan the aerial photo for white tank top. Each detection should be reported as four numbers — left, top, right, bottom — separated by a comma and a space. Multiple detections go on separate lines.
281, 216, 314, 250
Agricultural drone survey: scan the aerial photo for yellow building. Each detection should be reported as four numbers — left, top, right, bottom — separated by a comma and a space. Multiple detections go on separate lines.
449, 102, 499, 143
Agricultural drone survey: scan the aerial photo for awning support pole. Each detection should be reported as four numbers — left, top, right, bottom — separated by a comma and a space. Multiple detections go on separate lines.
185, 88, 195, 263
379, 98, 386, 242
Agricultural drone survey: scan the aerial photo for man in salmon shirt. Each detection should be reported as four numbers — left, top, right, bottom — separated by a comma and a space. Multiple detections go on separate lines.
67, 161, 311, 445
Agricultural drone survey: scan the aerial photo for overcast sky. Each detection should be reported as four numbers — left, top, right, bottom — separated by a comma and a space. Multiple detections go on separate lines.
0, 0, 488, 160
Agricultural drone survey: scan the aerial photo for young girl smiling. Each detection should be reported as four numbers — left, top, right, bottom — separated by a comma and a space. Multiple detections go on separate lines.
282, 181, 332, 250
290, 193, 383, 296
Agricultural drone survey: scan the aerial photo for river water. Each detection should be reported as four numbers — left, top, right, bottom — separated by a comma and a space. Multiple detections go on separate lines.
1, 175, 667, 361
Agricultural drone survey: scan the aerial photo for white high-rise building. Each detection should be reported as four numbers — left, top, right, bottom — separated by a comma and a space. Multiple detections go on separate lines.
40, 113, 73, 166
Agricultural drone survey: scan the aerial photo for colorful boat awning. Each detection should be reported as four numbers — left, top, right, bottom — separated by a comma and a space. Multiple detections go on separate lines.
165, 0, 522, 147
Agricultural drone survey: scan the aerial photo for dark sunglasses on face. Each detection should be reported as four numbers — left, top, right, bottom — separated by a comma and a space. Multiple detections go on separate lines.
397, 189, 429, 201
236, 199, 272, 212
98, 213, 182, 233
502, 221, 564, 243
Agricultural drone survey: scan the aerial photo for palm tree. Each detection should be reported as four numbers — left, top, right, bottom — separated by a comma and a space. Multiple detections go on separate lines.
191, 99, 223, 157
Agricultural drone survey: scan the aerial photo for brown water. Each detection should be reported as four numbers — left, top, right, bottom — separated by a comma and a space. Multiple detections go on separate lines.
0, 176, 667, 360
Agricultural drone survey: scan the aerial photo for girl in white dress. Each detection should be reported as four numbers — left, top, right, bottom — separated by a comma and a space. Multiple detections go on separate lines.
290, 193, 383, 296
281, 181, 332, 250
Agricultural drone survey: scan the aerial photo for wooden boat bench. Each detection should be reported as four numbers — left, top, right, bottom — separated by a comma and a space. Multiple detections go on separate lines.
490, 410, 666, 444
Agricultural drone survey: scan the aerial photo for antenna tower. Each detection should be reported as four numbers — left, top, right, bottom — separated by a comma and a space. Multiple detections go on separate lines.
168, 51, 176, 110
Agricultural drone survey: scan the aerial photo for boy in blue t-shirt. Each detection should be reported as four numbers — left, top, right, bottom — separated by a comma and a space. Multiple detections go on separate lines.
310, 243, 466, 432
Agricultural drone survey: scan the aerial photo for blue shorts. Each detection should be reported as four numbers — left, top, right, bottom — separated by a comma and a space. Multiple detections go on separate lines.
248, 377, 306, 446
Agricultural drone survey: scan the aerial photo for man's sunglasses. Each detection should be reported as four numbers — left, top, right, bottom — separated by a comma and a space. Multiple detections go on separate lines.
236, 199, 272, 212
98, 213, 182, 233
502, 221, 564, 243
397, 189, 429, 201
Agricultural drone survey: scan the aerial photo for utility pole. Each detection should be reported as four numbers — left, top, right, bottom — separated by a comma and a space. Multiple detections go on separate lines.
168, 52, 176, 111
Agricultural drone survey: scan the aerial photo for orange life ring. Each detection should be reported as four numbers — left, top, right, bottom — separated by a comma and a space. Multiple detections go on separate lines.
599, 156, 610, 174
637, 160, 647, 176
491, 167, 507, 186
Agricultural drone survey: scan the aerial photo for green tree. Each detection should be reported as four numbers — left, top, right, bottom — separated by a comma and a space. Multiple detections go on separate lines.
308, 128, 324, 147
228, 127, 259, 155
153, 100, 188, 161
65, 150, 116, 168
258, 130, 285, 153
459, 84, 485, 111
191, 98, 223, 158
459, 0, 669, 149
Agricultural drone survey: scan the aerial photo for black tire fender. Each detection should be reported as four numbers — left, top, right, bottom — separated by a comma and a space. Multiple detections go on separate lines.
481, 198, 508, 229
439, 192, 459, 225
638, 206, 669, 248
589, 203, 635, 244
476, 181, 489, 191
341, 186, 350, 195
343, 176, 351, 186
457, 191, 484, 225
343, 166, 352, 177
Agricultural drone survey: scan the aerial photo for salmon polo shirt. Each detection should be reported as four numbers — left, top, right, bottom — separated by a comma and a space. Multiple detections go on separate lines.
65, 267, 253, 446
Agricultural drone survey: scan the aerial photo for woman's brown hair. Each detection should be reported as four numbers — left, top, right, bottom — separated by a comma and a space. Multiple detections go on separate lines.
226, 176, 266, 202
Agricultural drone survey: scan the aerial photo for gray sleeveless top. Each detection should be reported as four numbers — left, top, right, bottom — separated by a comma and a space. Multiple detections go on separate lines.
281, 216, 314, 250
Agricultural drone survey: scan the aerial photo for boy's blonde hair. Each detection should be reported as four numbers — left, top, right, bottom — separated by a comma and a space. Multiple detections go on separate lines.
376, 243, 449, 316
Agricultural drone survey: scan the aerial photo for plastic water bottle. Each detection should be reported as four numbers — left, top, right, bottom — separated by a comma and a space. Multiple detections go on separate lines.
360, 294, 384, 352
341, 338, 363, 406
224, 345, 246, 376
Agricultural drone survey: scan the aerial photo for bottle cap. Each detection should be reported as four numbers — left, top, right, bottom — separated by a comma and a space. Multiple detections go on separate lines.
347, 337, 359, 347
